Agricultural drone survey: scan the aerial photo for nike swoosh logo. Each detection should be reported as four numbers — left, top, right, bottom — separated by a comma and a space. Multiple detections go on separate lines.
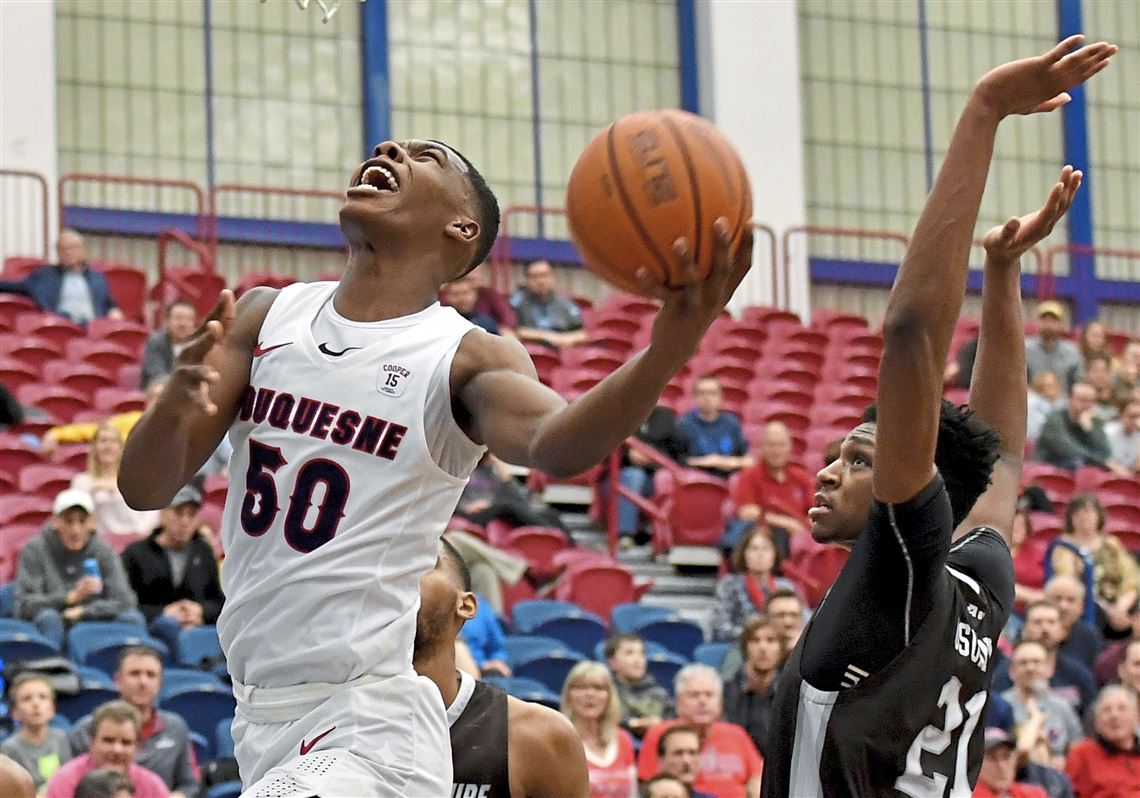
318, 342, 362, 357
252, 341, 293, 357
299, 725, 336, 755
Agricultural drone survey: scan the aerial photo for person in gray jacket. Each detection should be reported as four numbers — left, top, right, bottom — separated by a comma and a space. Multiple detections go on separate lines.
14, 489, 144, 648
139, 300, 197, 389
71, 646, 201, 798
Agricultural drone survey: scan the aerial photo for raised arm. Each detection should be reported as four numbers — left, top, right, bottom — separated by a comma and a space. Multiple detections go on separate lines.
456, 222, 750, 476
119, 289, 274, 509
873, 36, 1116, 504
955, 167, 1082, 543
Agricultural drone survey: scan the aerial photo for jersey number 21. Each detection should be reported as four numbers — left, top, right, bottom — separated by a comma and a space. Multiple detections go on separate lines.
895, 676, 987, 798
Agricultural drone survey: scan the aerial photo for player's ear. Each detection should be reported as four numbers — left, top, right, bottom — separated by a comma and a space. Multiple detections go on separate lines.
456, 590, 477, 622
445, 217, 480, 245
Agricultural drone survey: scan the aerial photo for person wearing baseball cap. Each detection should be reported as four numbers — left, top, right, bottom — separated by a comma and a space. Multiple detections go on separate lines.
120, 483, 224, 657
1026, 300, 1083, 391
13, 489, 145, 648
973, 727, 1049, 798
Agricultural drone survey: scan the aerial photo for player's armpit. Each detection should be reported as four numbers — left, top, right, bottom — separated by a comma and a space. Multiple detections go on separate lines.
953, 455, 1022, 544
507, 698, 590, 798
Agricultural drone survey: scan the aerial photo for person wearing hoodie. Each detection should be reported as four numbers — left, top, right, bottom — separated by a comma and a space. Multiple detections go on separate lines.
605, 633, 674, 739
14, 489, 144, 648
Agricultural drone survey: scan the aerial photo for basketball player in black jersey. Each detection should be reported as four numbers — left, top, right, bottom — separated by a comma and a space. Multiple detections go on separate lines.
413, 539, 590, 798
760, 36, 1116, 798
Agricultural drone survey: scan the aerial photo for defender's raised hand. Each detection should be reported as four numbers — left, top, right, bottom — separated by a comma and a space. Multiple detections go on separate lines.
984, 165, 1082, 266
166, 289, 237, 416
973, 35, 1117, 118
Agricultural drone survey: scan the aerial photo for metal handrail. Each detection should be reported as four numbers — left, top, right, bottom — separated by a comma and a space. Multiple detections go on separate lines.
58, 172, 207, 239
0, 168, 51, 258
783, 225, 910, 309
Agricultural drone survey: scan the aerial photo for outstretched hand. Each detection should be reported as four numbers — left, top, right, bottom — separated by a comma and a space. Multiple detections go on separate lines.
639, 218, 753, 354
165, 289, 237, 417
973, 35, 1116, 118
983, 165, 1081, 266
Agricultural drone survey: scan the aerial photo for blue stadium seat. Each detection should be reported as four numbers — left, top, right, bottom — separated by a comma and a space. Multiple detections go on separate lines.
159, 685, 237, 747
75, 665, 115, 689
511, 599, 584, 634
592, 639, 670, 661
632, 618, 705, 660
56, 687, 119, 723
177, 625, 223, 669
189, 730, 211, 763
48, 714, 73, 732
160, 667, 224, 698
0, 582, 14, 617
215, 717, 235, 760
512, 652, 580, 695
503, 635, 572, 667
530, 615, 606, 658
693, 641, 730, 669
67, 622, 168, 675
498, 676, 560, 709
205, 782, 242, 798
610, 603, 677, 633
646, 652, 687, 693
0, 619, 59, 661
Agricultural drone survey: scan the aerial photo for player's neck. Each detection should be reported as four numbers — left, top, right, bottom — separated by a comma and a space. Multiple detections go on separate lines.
414, 651, 460, 707
335, 250, 449, 321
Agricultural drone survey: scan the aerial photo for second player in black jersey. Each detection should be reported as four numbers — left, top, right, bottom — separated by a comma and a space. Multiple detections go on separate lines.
761, 35, 1116, 798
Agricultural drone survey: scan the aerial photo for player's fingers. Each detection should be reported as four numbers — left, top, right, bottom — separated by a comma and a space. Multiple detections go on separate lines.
634, 268, 670, 302
671, 237, 700, 288
216, 289, 237, 331
177, 327, 217, 365
1048, 34, 1084, 62
1029, 93, 1071, 114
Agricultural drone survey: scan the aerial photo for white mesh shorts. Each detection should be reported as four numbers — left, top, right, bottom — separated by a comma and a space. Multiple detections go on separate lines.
232, 672, 451, 798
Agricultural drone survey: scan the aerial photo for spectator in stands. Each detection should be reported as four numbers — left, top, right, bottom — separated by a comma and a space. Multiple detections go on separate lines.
655, 725, 715, 798
1027, 371, 1068, 443
1011, 506, 1047, 608
139, 300, 196, 389
1034, 381, 1122, 472
15, 489, 144, 647
458, 594, 511, 676
605, 633, 674, 739
1112, 340, 1139, 394
1006, 707, 1078, 798
1051, 498, 1138, 638
711, 527, 797, 644
442, 277, 499, 334
0, 755, 36, 798
1078, 321, 1116, 370
1085, 353, 1124, 421
1104, 398, 1139, 474
613, 405, 688, 546
765, 588, 807, 654
510, 259, 587, 349
71, 422, 160, 537
454, 452, 568, 536
722, 615, 784, 757
44, 701, 168, 798
0, 230, 122, 324
636, 665, 763, 798
1093, 609, 1140, 686
441, 529, 528, 615
944, 334, 979, 390
995, 599, 1097, 716
75, 769, 136, 798
1026, 302, 1082, 391
973, 727, 1050, 798
1064, 685, 1140, 797
724, 421, 814, 554
42, 379, 165, 456
677, 376, 751, 480
0, 673, 75, 792
560, 661, 638, 798
1001, 640, 1084, 768
71, 648, 199, 798
1045, 572, 1106, 665
467, 262, 516, 335
119, 484, 224, 657
644, 773, 694, 798
1117, 638, 1140, 696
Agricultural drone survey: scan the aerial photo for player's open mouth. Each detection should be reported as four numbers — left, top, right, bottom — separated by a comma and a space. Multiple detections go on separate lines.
351, 163, 400, 195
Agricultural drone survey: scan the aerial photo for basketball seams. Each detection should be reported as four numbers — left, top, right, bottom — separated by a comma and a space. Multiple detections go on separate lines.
604, 123, 674, 280
660, 114, 703, 284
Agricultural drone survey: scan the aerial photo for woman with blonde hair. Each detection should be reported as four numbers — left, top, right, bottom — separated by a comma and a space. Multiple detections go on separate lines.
70, 422, 159, 537
561, 661, 637, 798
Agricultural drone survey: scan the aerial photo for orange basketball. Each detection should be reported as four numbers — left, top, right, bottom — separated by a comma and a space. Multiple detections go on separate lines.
566, 109, 752, 297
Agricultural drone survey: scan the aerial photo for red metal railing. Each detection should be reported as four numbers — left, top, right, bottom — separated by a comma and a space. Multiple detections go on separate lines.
750, 221, 779, 308
58, 173, 207, 240
156, 228, 217, 307
491, 205, 568, 293
207, 183, 346, 255
783, 225, 910, 309
970, 239, 1048, 297
0, 168, 51, 258
1043, 244, 1140, 291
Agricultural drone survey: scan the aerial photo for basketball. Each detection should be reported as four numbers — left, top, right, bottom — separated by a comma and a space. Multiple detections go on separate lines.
566, 109, 752, 296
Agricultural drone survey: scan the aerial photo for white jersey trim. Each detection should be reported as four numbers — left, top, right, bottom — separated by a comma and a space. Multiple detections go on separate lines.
447, 669, 477, 727
789, 682, 838, 797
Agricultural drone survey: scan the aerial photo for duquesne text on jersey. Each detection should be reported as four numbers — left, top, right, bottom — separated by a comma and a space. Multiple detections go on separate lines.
238, 385, 408, 459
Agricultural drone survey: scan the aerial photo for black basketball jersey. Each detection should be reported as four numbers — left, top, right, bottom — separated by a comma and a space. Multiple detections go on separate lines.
449, 671, 511, 798
761, 527, 1014, 798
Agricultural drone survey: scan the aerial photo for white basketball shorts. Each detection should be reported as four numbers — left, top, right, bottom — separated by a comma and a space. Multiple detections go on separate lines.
231, 672, 451, 798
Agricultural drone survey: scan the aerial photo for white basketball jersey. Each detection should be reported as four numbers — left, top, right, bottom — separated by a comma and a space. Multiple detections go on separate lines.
217, 282, 482, 689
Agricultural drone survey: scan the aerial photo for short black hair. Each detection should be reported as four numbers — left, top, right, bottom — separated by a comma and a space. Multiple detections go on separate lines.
862, 399, 1001, 528
657, 723, 701, 757
429, 140, 500, 276
439, 536, 472, 592
603, 632, 644, 660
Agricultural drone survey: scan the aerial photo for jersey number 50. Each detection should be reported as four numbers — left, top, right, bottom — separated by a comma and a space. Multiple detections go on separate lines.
240, 439, 350, 552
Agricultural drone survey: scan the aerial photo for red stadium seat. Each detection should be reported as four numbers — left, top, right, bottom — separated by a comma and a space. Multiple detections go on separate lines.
554, 564, 651, 622
740, 306, 801, 330
598, 293, 659, 319
651, 470, 730, 551
0, 294, 39, 333
65, 340, 138, 372
42, 362, 117, 398
18, 464, 77, 498
811, 309, 869, 333
1105, 503, 1140, 530
784, 544, 849, 608
0, 523, 42, 581
504, 528, 570, 581
13, 314, 85, 348
1074, 468, 1140, 501
3, 257, 48, 279
117, 363, 143, 389
0, 438, 44, 476
16, 385, 90, 423
151, 268, 227, 321
560, 347, 624, 374
87, 318, 150, 353
1110, 528, 1140, 556
93, 387, 146, 413
0, 358, 41, 392
0, 336, 65, 370
94, 263, 149, 322
0, 495, 53, 527
810, 404, 865, 429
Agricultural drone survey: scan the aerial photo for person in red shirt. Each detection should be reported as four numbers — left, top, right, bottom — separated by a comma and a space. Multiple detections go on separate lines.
561, 661, 638, 798
638, 665, 763, 798
972, 727, 1048, 798
467, 262, 517, 334
1065, 685, 1140, 798
725, 421, 814, 554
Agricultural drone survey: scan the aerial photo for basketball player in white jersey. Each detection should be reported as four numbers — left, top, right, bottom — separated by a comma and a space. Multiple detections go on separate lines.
414, 537, 589, 798
119, 138, 750, 797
